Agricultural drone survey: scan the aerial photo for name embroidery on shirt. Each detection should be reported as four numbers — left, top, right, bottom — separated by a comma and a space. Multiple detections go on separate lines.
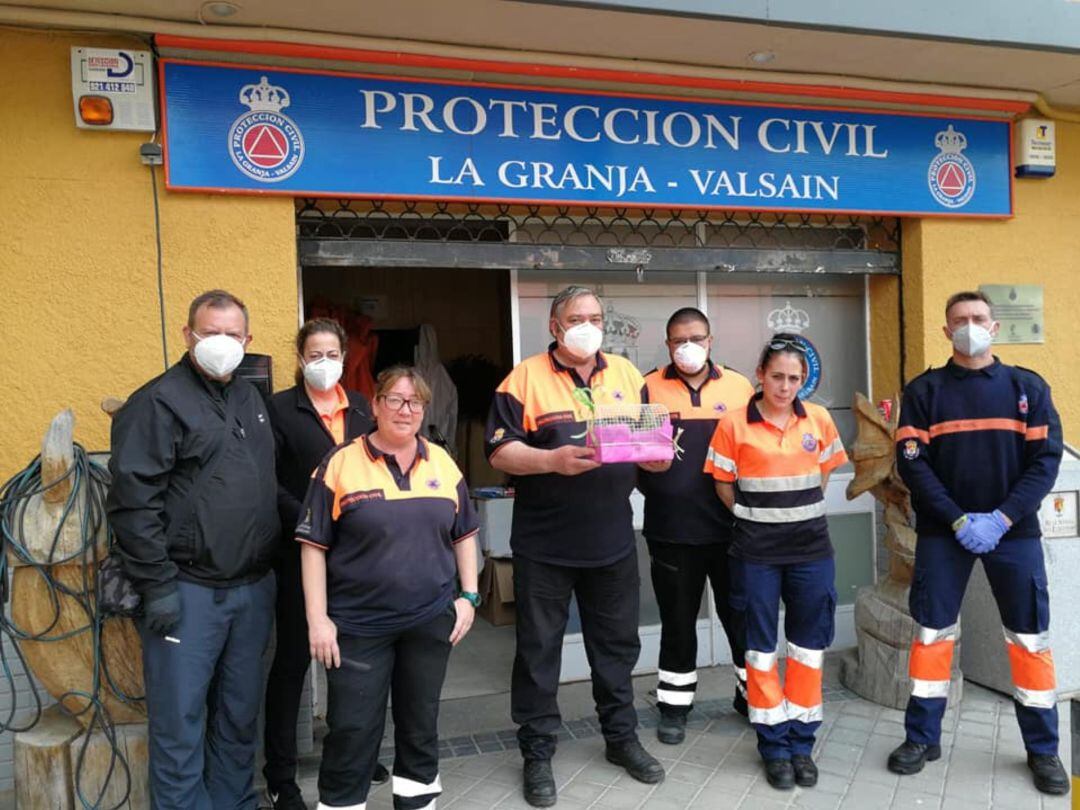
340, 489, 386, 508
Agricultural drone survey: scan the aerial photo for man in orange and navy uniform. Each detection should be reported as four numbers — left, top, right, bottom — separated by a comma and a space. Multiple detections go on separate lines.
486, 286, 667, 807
887, 291, 1067, 796
639, 307, 754, 744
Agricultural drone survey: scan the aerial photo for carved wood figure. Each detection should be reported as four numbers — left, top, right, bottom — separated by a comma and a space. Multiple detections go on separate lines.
839, 393, 964, 709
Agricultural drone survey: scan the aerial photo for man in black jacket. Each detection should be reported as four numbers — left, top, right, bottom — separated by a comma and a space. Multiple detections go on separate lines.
108, 289, 280, 809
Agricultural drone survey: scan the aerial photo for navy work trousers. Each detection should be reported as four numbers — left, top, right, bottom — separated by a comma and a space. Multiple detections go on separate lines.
730, 555, 836, 761
140, 574, 275, 810
905, 535, 1058, 755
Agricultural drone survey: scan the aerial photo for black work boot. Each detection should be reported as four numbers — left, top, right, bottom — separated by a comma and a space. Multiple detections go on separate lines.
1027, 753, 1069, 795
523, 759, 557, 807
656, 711, 686, 745
265, 783, 306, 810
763, 758, 795, 790
605, 738, 665, 784
791, 754, 818, 787
887, 740, 942, 775
733, 677, 749, 719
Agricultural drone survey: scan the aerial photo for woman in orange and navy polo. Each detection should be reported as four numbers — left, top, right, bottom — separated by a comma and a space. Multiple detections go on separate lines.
704, 333, 847, 792
297, 366, 480, 810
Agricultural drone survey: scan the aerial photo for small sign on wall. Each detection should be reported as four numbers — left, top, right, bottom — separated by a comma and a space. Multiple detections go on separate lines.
1015, 119, 1055, 178
980, 284, 1044, 344
1039, 491, 1078, 539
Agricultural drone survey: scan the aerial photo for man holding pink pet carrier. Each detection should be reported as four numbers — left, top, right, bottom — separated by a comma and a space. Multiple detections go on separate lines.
486, 285, 669, 808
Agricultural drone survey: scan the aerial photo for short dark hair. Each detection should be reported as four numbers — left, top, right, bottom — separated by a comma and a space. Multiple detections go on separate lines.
757, 332, 809, 376
188, 289, 249, 330
666, 307, 710, 337
945, 290, 992, 319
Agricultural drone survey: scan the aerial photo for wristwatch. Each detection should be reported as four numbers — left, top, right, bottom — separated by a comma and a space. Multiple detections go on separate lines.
951, 514, 968, 533
459, 590, 482, 608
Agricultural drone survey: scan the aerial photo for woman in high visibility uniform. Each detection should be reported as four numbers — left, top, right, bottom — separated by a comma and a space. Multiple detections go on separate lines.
297, 366, 480, 810
704, 333, 847, 791
264, 318, 380, 809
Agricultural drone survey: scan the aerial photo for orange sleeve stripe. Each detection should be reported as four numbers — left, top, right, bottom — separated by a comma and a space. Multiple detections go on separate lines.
1007, 646, 1057, 691
927, 418, 1026, 438
747, 665, 784, 709
1025, 425, 1050, 441
784, 658, 824, 709
909, 640, 955, 682
820, 452, 849, 475
895, 426, 930, 443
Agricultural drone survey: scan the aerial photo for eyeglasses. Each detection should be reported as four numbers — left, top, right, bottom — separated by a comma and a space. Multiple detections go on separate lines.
379, 394, 426, 413
767, 338, 807, 353
666, 335, 710, 346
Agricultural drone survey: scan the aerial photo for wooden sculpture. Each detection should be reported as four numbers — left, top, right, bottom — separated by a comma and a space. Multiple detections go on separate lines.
10, 408, 148, 809
839, 393, 963, 709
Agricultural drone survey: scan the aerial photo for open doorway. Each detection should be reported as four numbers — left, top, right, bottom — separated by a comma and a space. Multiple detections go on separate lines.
300, 264, 517, 701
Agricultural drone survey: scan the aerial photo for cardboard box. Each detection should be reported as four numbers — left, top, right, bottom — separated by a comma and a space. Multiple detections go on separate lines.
477, 554, 515, 626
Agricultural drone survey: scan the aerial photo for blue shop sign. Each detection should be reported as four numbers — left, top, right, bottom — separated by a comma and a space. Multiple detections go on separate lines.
161, 60, 1013, 217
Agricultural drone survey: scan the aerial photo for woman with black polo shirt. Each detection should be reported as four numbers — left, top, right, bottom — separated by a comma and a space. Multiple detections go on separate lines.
298, 365, 480, 810
704, 333, 848, 792
263, 318, 380, 809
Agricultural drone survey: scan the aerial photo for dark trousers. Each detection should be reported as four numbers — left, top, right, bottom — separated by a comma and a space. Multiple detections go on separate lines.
140, 573, 276, 810
262, 548, 311, 790
511, 550, 641, 761
905, 536, 1058, 755
648, 540, 745, 716
730, 556, 836, 761
318, 608, 454, 810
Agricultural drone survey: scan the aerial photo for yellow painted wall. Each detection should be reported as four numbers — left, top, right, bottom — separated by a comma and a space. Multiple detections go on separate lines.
3, 26, 1078, 479
893, 120, 1080, 446
0, 29, 298, 481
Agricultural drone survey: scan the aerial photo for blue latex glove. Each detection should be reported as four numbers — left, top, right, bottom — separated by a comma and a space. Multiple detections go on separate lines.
964, 511, 1010, 555
955, 515, 976, 551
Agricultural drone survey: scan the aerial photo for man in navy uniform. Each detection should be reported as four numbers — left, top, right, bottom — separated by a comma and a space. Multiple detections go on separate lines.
887, 290, 1067, 796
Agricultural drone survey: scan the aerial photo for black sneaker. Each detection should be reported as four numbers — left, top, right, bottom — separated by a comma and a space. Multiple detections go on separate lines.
372, 763, 390, 785
605, 738, 665, 784
887, 741, 942, 775
522, 759, 557, 807
791, 754, 818, 787
266, 783, 307, 810
764, 758, 795, 790
733, 678, 749, 719
656, 712, 686, 745
1027, 753, 1069, 795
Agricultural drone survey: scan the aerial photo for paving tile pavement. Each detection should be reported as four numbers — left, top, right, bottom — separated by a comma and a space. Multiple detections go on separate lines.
289, 673, 1072, 809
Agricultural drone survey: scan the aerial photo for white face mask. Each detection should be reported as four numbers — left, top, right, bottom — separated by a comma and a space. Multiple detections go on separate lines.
560, 322, 604, 359
303, 357, 344, 392
673, 341, 708, 374
192, 333, 245, 379
951, 323, 994, 358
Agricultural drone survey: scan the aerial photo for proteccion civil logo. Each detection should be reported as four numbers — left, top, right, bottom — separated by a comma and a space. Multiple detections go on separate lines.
228, 76, 304, 183
765, 300, 822, 400
927, 125, 976, 209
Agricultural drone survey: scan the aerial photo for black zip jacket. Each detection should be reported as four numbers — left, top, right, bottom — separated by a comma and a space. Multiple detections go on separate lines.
269, 384, 373, 543
107, 355, 280, 600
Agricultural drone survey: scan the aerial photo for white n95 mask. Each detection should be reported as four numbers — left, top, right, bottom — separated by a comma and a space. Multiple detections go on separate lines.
561, 322, 604, 359
303, 357, 344, 391
192, 333, 245, 378
951, 323, 993, 358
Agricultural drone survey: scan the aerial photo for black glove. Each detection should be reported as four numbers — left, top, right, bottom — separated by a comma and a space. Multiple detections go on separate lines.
144, 589, 182, 636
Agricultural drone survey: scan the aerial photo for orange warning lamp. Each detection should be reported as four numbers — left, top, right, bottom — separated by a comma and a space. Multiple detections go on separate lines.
78, 95, 114, 126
